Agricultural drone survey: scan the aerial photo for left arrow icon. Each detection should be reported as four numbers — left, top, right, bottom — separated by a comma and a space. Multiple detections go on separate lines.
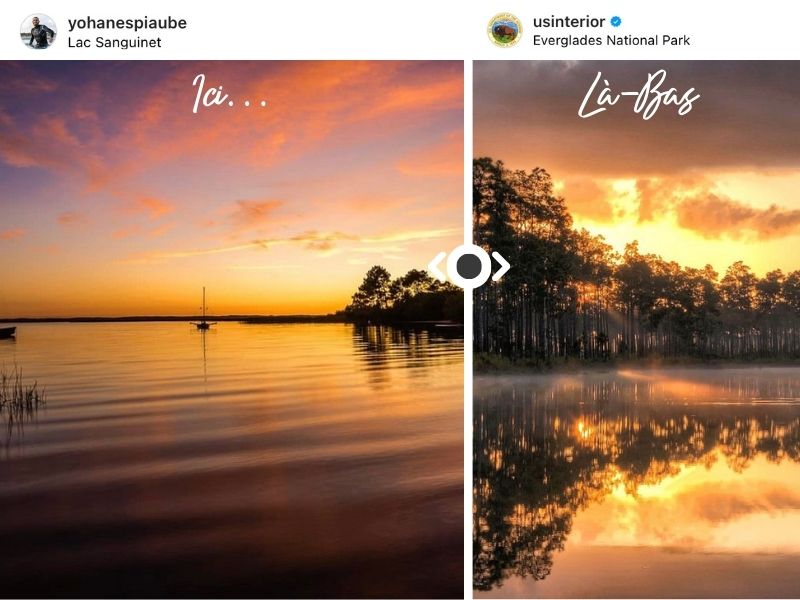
428, 251, 447, 282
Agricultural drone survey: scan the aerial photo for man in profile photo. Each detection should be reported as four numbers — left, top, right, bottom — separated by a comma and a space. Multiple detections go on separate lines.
29, 16, 55, 48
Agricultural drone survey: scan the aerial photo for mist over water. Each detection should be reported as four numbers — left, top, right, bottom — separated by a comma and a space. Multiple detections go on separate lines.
0, 322, 463, 597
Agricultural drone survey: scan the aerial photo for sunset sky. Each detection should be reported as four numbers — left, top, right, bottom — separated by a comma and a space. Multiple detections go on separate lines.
474, 61, 800, 277
0, 61, 463, 317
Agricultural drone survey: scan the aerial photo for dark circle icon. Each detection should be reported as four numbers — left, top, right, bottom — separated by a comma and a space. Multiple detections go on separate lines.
444, 244, 492, 289
457, 254, 483, 279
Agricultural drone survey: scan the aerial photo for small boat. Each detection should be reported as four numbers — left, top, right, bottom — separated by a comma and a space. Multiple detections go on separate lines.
0, 326, 16, 339
191, 287, 216, 331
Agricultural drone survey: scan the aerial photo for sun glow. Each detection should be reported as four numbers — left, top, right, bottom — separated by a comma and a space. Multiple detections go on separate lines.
576, 419, 594, 441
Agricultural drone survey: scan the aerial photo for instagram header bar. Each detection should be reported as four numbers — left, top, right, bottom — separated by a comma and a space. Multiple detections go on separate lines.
1, 0, 796, 60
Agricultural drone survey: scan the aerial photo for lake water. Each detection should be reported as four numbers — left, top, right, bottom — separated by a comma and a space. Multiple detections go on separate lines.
0, 322, 463, 598
474, 369, 800, 598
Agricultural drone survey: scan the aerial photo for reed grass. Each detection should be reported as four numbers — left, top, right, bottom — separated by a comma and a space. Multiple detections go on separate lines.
0, 366, 46, 417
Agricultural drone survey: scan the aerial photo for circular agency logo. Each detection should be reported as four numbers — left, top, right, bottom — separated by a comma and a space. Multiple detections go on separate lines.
488, 13, 522, 47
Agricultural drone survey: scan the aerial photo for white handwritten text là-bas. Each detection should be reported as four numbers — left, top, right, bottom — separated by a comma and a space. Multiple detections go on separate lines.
578, 69, 700, 120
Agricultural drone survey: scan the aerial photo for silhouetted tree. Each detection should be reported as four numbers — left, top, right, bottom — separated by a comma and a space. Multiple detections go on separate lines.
349, 266, 393, 312
345, 266, 462, 324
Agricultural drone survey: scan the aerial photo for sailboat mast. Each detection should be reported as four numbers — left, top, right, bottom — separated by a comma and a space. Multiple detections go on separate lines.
203, 286, 206, 321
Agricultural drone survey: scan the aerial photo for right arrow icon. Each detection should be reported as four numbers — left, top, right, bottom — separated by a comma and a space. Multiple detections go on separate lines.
492, 252, 511, 281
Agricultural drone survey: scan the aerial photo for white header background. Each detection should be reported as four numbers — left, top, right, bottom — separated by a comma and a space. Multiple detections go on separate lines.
1, 0, 798, 59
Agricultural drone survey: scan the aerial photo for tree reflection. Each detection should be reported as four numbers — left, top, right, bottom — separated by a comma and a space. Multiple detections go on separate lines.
352, 325, 462, 366
474, 374, 800, 591
350, 325, 461, 391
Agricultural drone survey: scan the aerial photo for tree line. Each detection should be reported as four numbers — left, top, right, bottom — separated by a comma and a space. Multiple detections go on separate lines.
474, 157, 800, 362
345, 265, 462, 324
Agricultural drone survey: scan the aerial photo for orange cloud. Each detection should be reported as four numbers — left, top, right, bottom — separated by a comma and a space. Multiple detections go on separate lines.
0, 111, 105, 184
126, 196, 174, 220
148, 223, 175, 238
622, 176, 800, 240
115, 61, 463, 172
636, 178, 682, 222
0, 228, 26, 240
0, 111, 57, 169
35, 243, 60, 255
120, 227, 459, 263
1, 62, 462, 200
0, 132, 38, 168
289, 230, 355, 251
111, 223, 175, 240
0, 63, 58, 94
363, 77, 463, 120
58, 211, 90, 227
112, 225, 141, 239
230, 199, 284, 229
44, 115, 80, 146
337, 195, 412, 214
361, 228, 458, 243
676, 193, 800, 240
560, 179, 615, 222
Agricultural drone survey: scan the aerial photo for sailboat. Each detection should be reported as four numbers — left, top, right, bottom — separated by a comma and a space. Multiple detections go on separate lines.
191, 287, 216, 330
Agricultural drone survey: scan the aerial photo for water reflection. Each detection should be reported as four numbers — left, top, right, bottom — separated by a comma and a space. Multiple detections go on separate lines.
352, 325, 463, 390
0, 322, 463, 597
474, 369, 800, 595
353, 325, 462, 362
195, 327, 211, 386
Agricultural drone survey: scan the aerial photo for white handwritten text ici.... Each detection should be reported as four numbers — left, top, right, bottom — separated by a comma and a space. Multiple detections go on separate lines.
192, 73, 268, 113
192, 74, 228, 113
578, 69, 700, 120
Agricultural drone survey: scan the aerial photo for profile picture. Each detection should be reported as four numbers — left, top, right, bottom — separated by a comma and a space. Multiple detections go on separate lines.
20, 14, 57, 49
488, 13, 522, 47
